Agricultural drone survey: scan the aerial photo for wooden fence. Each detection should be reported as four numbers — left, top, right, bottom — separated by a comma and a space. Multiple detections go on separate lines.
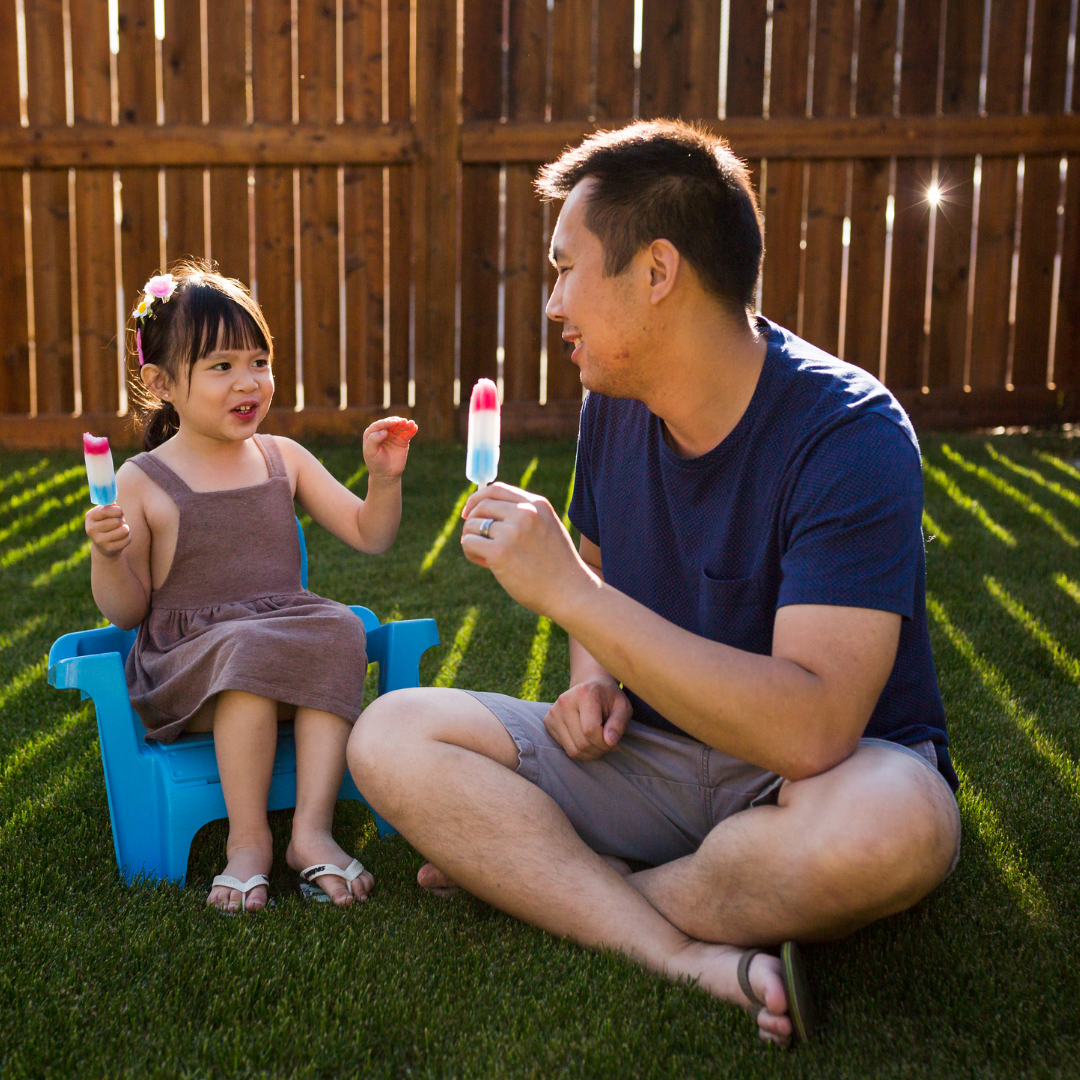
0, 0, 1078, 447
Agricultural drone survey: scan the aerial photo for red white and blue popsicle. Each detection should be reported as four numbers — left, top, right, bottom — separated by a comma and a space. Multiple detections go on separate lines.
465, 378, 500, 487
83, 433, 117, 505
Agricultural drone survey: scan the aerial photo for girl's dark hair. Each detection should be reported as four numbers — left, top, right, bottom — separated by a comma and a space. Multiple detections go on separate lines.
129, 259, 273, 450
534, 120, 764, 316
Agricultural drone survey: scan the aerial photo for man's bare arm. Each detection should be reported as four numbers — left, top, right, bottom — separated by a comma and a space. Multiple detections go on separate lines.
460, 484, 900, 779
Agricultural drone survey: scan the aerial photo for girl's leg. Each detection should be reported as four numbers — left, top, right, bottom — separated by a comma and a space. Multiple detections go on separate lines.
286, 708, 375, 906
203, 690, 277, 912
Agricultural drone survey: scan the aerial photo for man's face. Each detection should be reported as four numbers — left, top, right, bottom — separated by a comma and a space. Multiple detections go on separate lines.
545, 179, 650, 399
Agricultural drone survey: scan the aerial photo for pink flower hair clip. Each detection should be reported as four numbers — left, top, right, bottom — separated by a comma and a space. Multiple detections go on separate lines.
132, 273, 177, 365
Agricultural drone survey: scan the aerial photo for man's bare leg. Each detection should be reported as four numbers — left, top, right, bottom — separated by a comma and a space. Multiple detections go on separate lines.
349, 688, 958, 1044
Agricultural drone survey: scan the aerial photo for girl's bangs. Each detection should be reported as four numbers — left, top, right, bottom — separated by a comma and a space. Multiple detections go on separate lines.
185, 283, 271, 366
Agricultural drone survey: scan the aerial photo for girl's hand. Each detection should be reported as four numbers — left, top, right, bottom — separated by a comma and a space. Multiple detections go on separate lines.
85, 503, 132, 558
363, 416, 417, 479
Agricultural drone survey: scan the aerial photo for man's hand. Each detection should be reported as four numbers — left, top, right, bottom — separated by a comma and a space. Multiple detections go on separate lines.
460, 483, 597, 617
543, 678, 633, 760
85, 503, 131, 558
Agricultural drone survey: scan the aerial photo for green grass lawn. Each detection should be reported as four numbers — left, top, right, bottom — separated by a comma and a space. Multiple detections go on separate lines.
1, 431, 1078, 1078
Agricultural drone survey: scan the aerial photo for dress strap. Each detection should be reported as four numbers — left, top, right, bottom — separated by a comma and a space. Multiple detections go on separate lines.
255, 434, 288, 479
127, 451, 193, 498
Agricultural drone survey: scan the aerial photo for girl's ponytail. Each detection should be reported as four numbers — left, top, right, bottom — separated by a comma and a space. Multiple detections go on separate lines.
142, 400, 180, 451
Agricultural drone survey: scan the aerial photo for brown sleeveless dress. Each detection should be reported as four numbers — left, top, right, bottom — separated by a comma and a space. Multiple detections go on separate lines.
125, 434, 367, 742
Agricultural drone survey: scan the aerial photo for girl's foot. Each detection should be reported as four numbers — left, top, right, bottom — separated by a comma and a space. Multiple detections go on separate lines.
287, 831, 374, 906
207, 840, 273, 913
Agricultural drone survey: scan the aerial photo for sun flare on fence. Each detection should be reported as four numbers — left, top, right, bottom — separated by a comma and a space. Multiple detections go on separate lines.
927, 596, 1080, 804
432, 606, 480, 689
940, 446, 1079, 548
420, 485, 476, 575
953, 761, 1054, 926
922, 464, 1016, 547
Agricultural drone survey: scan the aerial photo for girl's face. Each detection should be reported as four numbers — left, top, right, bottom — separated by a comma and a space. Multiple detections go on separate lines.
147, 342, 274, 441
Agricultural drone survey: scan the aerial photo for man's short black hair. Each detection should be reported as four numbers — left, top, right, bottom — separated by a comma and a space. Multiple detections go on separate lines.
535, 120, 763, 314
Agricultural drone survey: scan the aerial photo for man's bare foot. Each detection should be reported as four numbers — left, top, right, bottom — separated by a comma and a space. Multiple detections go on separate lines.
207, 836, 273, 913
666, 941, 792, 1046
417, 862, 461, 897
287, 830, 374, 906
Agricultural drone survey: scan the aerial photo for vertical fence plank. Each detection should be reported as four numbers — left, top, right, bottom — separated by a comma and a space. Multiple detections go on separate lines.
298, 0, 341, 408
343, 0, 386, 408
207, 0, 249, 284
72, 2, 118, 414
26, 0, 74, 413
163, 0, 204, 263
759, 0, 811, 332
551, 0, 593, 122
968, 0, 1028, 389
1012, 0, 1074, 389
925, 0, 981, 391
1055, 160, 1080, 389
843, 0, 897, 374
506, 0, 554, 404
387, 0, 411, 406
802, 0, 854, 355
595, 0, 635, 119
884, 0, 939, 392
252, 0, 296, 407
117, 0, 160, 399
726, 0, 767, 118
0, 0, 30, 413
640, 0, 721, 119
411, 0, 458, 434
459, 0, 503, 398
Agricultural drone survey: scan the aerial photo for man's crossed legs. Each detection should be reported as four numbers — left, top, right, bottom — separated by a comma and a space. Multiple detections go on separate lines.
348, 688, 960, 1046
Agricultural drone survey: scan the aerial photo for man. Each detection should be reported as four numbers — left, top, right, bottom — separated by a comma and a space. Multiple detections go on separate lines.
348, 121, 961, 1046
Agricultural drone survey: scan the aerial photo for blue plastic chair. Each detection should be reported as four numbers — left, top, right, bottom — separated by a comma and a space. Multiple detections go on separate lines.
47, 520, 438, 886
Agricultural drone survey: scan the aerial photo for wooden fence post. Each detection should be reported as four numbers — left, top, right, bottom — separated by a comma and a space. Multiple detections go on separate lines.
411, 0, 459, 439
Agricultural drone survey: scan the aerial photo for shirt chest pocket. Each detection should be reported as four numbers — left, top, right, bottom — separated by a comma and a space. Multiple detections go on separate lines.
697, 571, 774, 656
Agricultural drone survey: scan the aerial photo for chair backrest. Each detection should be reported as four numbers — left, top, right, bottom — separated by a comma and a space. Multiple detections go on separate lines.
297, 517, 308, 589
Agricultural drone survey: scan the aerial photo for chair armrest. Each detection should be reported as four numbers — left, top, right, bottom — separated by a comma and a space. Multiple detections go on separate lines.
49, 625, 137, 666
367, 619, 440, 694
48, 652, 145, 762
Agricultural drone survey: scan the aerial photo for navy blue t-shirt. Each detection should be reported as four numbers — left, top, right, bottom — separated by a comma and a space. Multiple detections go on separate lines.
568, 318, 957, 791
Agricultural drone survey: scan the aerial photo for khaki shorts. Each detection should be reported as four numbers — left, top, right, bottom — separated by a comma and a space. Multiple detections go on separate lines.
464, 690, 961, 874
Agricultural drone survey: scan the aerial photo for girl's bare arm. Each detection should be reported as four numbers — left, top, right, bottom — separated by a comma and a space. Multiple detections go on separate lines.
86, 462, 153, 630
279, 420, 417, 555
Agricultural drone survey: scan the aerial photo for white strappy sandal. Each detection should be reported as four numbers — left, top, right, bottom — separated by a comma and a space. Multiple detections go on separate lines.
209, 873, 271, 913
295, 858, 367, 904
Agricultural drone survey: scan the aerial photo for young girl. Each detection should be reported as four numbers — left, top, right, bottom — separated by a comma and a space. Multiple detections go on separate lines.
85, 260, 417, 914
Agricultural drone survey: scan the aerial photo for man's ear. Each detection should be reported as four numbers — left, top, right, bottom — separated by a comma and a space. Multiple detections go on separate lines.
140, 363, 171, 401
647, 239, 680, 305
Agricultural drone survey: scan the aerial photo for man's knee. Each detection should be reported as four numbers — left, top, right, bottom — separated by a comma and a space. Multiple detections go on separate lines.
347, 688, 427, 785
347, 687, 520, 787
785, 749, 959, 913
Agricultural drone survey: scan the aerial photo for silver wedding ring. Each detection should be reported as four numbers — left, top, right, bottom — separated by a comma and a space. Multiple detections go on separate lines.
479, 517, 495, 539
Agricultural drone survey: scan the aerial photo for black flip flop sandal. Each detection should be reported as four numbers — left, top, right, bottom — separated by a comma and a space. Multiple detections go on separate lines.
737, 942, 818, 1045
